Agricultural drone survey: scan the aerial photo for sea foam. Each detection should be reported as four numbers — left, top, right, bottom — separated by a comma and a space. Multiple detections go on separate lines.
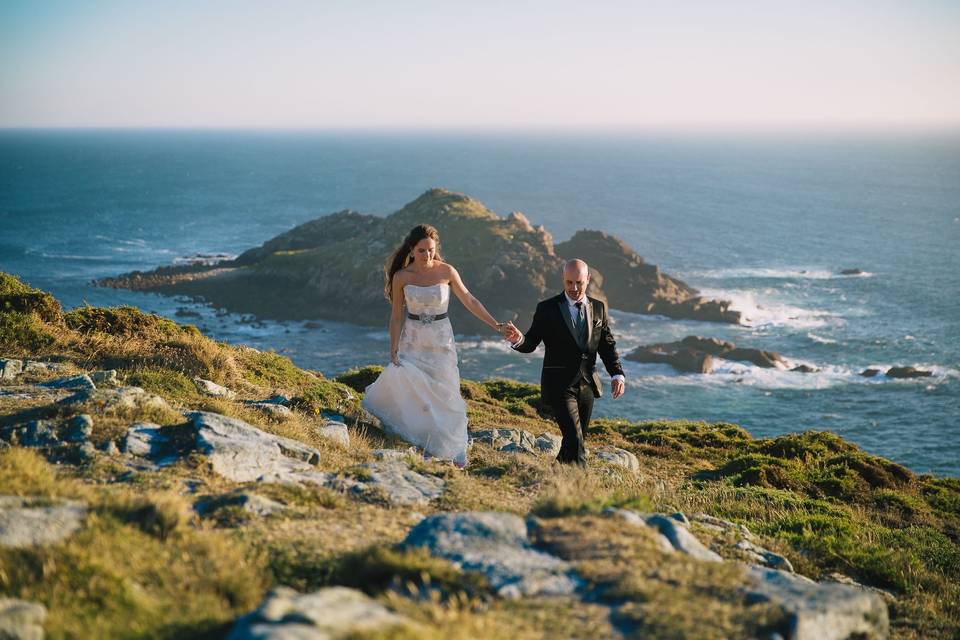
699, 288, 842, 330
680, 266, 873, 280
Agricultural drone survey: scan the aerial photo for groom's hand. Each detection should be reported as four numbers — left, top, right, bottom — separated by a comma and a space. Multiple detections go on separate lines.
612, 378, 625, 399
503, 322, 522, 343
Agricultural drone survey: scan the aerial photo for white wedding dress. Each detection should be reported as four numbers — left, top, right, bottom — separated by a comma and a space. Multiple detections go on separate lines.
362, 283, 468, 466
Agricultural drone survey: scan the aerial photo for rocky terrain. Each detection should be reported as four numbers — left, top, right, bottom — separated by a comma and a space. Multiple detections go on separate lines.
96, 188, 742, 333
2, 272, 958, 639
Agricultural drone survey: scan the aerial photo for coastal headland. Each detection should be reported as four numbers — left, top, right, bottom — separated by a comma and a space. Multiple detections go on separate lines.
1, 272, 958, 638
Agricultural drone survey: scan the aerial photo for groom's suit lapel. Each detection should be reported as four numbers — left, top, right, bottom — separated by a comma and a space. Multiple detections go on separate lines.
585, 297, 594, 349
556, 295, 580, 348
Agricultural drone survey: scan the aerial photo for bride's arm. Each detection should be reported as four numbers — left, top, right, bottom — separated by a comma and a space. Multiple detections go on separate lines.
446, 265, 502, 334
389, 273, 406, 365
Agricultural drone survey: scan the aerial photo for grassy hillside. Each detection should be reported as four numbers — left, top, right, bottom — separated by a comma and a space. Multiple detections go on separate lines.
1, 272, 958, 639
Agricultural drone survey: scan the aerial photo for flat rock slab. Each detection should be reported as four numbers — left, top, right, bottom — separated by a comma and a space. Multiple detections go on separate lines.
690, 512, 756, 540
644, 513, 722, 562
371, 447, 417, 461
195, 491, 286, 519
743, 565, 889, 640
22, 361, 70, 375
613, 510, 723, 562
318, 420, 349, 447
249, 402, 293, 419
63, 414, 94, 443
2, 420, 60, 447
0, 359, 23, 380
89, 370, 119, 386
0, 598, 47, 640
0, 496, 86, 548
592, 445, 640, 473
0, 385, 62, 402
120, 412, 444, 506
193, 377, 236, 398
228, 586, 410, 640
471, 429, 562, 456
59, 386, 172, 414
188, 411, 329, 484
534, 433, 562, 455
735, 539, 794, 573
121, 422, 182, 468
402, 511, 580, 598
39, 374, 95, 390
344, 460, 444, 506
607, 509, 676, 553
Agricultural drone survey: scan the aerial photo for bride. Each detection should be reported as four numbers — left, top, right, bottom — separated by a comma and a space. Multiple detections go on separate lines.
362, 224, 506, 468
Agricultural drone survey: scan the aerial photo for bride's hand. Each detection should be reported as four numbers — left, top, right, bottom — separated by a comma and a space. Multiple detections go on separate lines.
391, 349, 401, 366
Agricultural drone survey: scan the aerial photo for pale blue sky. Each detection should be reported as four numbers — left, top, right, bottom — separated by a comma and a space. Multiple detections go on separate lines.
1, 0, 958, 129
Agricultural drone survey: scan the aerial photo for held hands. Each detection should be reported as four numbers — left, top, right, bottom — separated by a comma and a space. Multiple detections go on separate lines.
501, 321, 522, 343
611, 378, 626, 399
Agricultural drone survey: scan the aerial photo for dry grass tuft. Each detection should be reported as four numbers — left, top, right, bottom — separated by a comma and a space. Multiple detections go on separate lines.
106, 491, 192, 541
0, 447, 59, 497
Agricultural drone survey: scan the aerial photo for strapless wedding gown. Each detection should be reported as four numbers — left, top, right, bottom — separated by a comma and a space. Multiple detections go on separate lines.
362, 283, 468, 466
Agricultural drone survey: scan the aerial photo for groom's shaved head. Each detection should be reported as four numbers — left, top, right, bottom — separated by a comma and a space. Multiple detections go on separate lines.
563, 259, 589, 277
562, 259, 590, 301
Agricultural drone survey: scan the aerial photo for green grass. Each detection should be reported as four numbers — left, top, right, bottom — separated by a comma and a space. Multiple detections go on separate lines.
0, 450, 266, 639
0, 311, 58, 353
530, 467, 652, 518
2, 274, 959, 638
292, 377, 362, 417
124, 367, 202, 404
269, 544, 491, 600
234, 348, 313, 389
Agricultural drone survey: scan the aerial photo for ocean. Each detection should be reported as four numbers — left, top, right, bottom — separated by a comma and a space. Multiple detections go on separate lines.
1, 129, 958, 475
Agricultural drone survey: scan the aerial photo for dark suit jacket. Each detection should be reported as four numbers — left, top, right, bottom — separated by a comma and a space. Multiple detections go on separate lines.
513, 293, 624, 400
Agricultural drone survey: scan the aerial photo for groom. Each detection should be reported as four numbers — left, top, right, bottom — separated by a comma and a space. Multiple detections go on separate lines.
504, 259, 625, 466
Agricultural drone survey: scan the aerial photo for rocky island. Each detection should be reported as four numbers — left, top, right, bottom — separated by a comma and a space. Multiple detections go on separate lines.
96, 188, 742, 333
627, 336, 813, 374
2, 271, 958, 638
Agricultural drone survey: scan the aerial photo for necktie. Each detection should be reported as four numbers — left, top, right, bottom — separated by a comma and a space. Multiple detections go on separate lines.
574, 301, 585, 331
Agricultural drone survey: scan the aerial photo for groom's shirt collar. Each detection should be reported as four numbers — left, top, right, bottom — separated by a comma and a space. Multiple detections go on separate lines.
563, 292, 586, 310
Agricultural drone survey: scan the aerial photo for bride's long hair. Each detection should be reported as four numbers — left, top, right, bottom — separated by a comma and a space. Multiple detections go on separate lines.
384, 224, 443, 302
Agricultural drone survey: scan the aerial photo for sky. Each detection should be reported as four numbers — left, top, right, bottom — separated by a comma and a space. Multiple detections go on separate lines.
1, 0, 959, 130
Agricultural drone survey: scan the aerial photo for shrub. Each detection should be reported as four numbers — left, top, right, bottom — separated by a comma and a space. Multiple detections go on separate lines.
0, 312, 58, 353
64, 305, 192, 338
0, 272, 63, 322
335, 365, 383, 392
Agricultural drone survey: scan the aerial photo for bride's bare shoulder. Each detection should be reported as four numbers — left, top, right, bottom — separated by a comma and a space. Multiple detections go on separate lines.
436, 261, 457, 276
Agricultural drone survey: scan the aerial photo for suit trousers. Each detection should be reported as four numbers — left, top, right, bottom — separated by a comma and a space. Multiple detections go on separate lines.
548, 376, 595, 466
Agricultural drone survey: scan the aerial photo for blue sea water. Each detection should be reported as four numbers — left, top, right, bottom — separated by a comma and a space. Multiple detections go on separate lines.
1, 129, 958, 475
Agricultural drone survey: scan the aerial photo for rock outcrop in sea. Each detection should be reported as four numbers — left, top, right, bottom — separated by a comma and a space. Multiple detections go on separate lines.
96, 188, 741, 332
626, 335, 814, 374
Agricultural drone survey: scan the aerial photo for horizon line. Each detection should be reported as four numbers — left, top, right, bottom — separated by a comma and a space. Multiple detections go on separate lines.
3, 122, 960, 137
